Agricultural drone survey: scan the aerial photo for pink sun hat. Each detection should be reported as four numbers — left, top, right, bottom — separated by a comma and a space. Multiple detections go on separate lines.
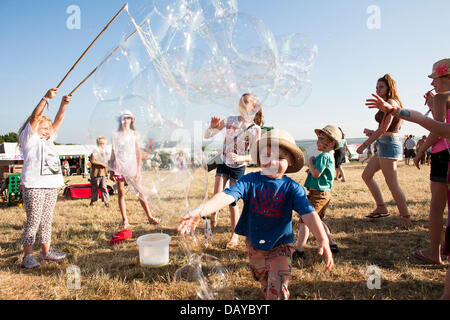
428, 58, 450, 79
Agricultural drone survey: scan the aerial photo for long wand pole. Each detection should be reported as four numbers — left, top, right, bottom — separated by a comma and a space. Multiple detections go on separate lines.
56, 3, 129, 89
69, 18, 149, 96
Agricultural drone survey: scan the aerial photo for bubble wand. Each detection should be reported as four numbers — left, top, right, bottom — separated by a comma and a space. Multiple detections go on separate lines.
68, 18, 150, 96
56, 3, 129, 89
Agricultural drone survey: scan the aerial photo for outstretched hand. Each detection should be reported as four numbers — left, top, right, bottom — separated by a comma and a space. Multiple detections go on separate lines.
365, 93, 397, 114
177, 209, 202, 236
318, 243, 334, 271
210, 116, 221, 129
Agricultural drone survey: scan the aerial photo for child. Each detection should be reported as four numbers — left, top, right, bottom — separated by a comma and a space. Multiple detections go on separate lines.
18, 88, 71, 269
204, 93, 263, 248
109, 110, 160, 229
89, 137, 111, 207
178, 129, 333, 300
293, 125, 342, 261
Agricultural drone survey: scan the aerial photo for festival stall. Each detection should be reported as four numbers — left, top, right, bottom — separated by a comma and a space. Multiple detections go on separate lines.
0, 143, 93, 177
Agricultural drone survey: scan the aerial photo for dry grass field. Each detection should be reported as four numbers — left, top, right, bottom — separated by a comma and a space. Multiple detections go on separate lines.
0, 161, 448, 300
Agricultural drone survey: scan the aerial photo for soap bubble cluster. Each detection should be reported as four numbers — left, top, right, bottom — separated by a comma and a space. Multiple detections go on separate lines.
88, 0, 317, 216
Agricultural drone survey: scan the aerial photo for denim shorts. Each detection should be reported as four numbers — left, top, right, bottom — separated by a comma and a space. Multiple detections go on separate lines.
375, 135, 402, 160
430, 149, 450, 183
216, 163, 246, 182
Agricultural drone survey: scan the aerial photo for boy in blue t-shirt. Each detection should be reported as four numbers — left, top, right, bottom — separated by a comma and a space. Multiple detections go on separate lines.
293, 125, 342, 262
178, 129, 333, 300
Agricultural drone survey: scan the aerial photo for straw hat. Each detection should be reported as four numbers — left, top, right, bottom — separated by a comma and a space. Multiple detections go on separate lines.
314, 125, 343, 150
251, 129, 304, 173
428, 58, 450, 79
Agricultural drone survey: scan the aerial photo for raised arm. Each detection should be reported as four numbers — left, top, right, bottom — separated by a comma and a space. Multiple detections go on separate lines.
29, 88, 58, 131
52, 95, 72, 135
204, 116, 225, 139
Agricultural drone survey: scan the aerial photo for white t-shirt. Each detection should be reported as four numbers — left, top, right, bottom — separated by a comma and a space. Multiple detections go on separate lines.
405, 138, 416, 150
221, 116, 260, 168
19, 122, 64, 188
111, 130, 141, 178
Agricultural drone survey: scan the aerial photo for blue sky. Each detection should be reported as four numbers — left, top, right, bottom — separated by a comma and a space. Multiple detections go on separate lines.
1, 0, 449, 144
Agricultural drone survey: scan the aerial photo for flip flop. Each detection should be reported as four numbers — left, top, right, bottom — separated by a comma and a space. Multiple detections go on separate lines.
366, 212, 390, 219
411, 250, 442, 265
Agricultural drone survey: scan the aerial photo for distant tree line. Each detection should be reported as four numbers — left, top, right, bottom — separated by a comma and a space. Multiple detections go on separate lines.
0, 132, 18, 144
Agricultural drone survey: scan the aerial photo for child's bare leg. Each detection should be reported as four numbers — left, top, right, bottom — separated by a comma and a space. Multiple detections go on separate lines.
117, 180, 128, 225
139, 196, 160, 224
296, 222, 309, 251
321, 221, 336, 246
226, 179, 240, 248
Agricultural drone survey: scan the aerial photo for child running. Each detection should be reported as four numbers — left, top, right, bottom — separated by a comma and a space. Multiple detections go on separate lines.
109, 109, 160, 229
178, 129, 333, 300
293, 125, 342, 261
18, 88, 71, 269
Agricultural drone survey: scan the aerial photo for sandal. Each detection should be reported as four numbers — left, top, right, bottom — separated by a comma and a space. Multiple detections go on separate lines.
366, 205, 389, 218
366, 212, 390, 219
411, 250, 443, 265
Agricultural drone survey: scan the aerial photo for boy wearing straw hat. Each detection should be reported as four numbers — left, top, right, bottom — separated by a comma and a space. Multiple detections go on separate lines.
178, 129, 333, 300
293, 125, 342, 262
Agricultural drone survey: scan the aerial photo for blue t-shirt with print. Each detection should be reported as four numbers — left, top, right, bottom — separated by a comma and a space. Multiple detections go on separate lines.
223, 171, 315, 251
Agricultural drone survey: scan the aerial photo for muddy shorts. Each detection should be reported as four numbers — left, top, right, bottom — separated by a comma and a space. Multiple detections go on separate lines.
304, 189, 331, 220
246, 240, 295, 300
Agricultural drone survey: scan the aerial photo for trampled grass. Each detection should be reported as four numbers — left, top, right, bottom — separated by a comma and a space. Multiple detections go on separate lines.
0, 161, 448, 300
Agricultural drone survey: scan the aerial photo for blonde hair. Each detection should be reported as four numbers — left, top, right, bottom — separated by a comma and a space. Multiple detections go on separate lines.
18, 116, 52, 149
96, 136, 107, 145
239, 93, 264, 127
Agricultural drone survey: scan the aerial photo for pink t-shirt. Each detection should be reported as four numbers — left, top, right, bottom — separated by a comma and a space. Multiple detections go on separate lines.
432, 100, 450, 154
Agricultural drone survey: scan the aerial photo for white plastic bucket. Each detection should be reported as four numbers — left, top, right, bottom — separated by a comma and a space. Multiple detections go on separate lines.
137, 233, 171, 267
